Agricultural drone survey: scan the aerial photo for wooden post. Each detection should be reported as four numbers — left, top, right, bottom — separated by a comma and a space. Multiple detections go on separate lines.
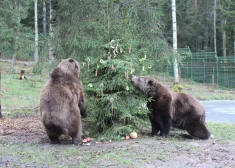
212, 74, 215, 90
179, 68, 181, 78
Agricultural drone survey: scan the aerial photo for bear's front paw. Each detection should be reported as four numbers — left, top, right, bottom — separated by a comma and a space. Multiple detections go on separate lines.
160, 132, 167, 137
82, 113, 87, 118
150, 132, 155, 137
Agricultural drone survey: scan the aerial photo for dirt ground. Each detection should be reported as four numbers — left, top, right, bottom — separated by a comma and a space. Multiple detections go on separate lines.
1, 60, 235, 167
0, 116, 235, 168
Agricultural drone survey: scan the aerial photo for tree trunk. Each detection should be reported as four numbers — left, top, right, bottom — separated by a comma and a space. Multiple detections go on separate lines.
214, 0, 217, 54
194, 0, 197, 17
10, 53, 16, 72
10, 0, 18, 72
234, 27, 235, 56
34, 0, 39, 65
48, 0, 57, 63
43, 1, 47, 36
222, 19, 226, 57
0, 71, 2, 118
172, 0, 179, 83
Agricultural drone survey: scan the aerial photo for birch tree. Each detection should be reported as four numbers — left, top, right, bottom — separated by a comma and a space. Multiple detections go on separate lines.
34, 0, 39, 65
172, 0, 179, 83
214, 0, 217, 54
10, 0, 19, 72
48, 0, 57, 63
222, 19, 227, 56
43, 1, 47, 36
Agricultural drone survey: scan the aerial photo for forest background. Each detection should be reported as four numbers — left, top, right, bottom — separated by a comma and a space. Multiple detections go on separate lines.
1, 0, 235, 138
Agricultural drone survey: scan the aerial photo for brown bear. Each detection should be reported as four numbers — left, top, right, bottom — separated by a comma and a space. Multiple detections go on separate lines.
19, 70, 27, 80
40, 58, 87, 144
131, 75, 211, 139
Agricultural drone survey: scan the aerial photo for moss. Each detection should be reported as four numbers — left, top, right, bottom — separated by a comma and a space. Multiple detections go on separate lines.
172, 83, 184, 92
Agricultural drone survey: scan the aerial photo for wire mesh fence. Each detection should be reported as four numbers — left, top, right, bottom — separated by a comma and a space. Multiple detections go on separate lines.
165, 48, 235, 88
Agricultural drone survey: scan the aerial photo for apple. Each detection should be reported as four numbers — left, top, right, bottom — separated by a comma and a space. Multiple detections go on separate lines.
121, 137, 125, 140
130, 132, 138, 139
125, 136, 130, 140
86, 137, 91, 142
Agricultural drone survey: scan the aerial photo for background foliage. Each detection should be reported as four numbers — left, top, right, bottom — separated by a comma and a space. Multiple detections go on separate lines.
1, 0, 235, 138
52, 0, 174, 138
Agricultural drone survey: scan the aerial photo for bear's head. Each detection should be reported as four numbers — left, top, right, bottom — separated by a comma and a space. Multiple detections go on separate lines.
131, 75, 157, 97
51, 58, 80, 79
59, 58, 80, 74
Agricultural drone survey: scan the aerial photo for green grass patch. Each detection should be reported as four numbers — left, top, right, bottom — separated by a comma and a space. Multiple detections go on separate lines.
0, 143, 85, 167
2, 74, 45, 107
1, 73, 47, 117
207, 122, 235, 140
0, 142, 168, 168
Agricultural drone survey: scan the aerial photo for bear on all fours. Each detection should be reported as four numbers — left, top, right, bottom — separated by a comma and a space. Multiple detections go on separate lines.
131, 75, 211, 140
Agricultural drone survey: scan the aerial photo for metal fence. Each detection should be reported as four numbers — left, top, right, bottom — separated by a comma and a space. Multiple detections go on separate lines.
166, 47, 235, 88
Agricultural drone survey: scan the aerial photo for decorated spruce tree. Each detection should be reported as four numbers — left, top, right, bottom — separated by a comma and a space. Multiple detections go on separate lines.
82, 39, 151, 138
52, 0, 173, 138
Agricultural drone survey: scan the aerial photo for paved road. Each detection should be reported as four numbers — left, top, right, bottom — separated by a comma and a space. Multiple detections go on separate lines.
201, 100, 235, 123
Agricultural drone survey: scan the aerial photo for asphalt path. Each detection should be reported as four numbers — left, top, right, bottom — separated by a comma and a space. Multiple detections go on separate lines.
201, 100, 235, 123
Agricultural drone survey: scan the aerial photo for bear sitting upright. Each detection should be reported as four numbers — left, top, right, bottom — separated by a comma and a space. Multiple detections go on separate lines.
131, 75, 211, 140
40, 58, 87, 145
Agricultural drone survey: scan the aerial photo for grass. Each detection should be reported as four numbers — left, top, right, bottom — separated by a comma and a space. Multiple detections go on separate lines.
167, 122, 235, 141
1, 62, 235, 167
0, 141, 167, 168
207, 122, 235, 141
1, 62, 235, 116
154, 75, 235, 100
0, 143, 82, 167
1, 73, 47, 117
2, 73, 45, 107
0, 122, 235, 167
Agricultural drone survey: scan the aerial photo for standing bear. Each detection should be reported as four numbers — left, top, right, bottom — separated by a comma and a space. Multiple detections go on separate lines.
131, 75, 211, 139
40, 58, 87, 145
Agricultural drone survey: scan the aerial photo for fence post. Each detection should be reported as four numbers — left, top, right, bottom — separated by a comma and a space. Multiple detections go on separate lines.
212, 74, 215, 90
179, 68, 181, 78
191, 55, 193, 84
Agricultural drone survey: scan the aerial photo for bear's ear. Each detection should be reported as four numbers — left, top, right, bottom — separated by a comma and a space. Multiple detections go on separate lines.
69, 58, 75, 62
148, 80, 153, 86
51, 67, 60, 79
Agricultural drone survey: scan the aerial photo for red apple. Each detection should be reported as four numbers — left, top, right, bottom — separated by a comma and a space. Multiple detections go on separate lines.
86, 137, 91, 142
125, 136, 130, 140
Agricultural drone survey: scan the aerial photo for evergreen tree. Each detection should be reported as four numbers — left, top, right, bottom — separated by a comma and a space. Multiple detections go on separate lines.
53, 0, 173, 138
83, 39, 150, 138
217, 0, 235, 56
0, 0, 34, 67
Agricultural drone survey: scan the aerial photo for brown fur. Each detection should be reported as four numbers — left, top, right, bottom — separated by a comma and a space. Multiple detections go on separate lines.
19, 70, 27, 80
131, 75, 211, 139
40, 58, 87, 144
0, 104, 2, 118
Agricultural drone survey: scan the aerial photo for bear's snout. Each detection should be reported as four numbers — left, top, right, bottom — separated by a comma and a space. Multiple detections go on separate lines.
131, 75, 138, 82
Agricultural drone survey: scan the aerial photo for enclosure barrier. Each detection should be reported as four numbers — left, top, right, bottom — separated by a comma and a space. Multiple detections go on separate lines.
166, 47, 235, 88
